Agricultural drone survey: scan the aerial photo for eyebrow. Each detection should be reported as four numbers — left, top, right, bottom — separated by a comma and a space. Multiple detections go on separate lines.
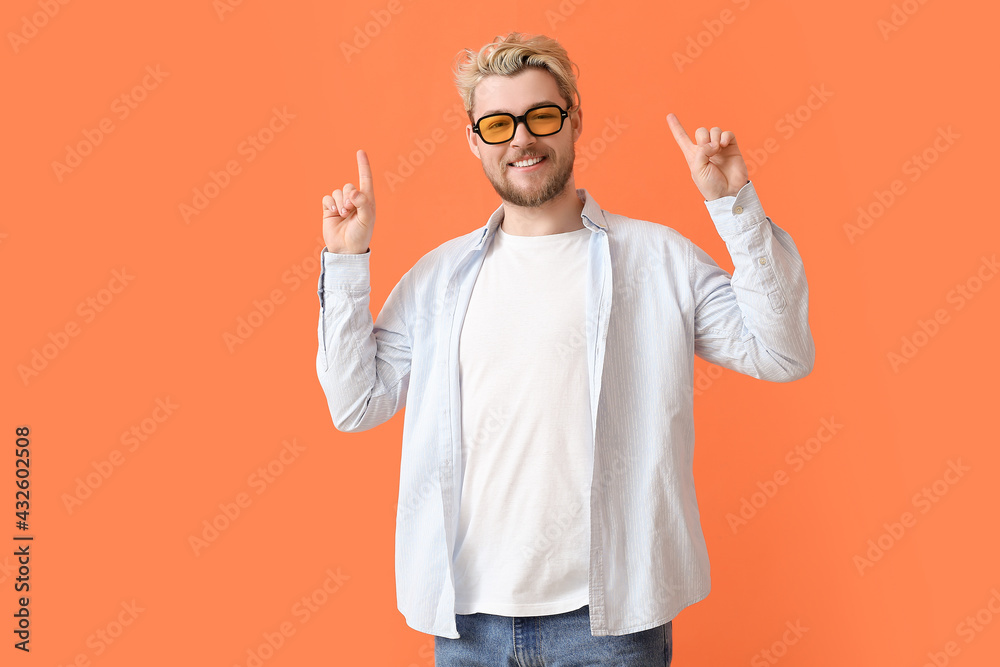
478, 100, 564, 118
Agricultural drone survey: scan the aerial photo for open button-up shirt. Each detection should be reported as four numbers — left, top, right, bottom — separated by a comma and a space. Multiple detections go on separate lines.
315, 181, 815, 638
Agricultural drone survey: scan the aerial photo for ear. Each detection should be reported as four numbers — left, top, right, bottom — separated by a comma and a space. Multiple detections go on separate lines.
570, 106, 583, 143
466, 123, 482, 159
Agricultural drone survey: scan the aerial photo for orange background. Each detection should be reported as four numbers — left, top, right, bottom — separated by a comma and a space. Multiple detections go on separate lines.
4, 0, 999, 664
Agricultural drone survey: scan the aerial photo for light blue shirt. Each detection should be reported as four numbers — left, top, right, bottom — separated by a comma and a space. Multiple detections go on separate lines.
315, 181, 815, 638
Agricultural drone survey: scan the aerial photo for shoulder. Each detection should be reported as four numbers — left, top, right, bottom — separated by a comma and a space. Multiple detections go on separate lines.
401, 227, 481, 288
602, 209, 694, 255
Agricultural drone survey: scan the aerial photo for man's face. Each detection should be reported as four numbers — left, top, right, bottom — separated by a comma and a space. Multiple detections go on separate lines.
466, 68, 582, 208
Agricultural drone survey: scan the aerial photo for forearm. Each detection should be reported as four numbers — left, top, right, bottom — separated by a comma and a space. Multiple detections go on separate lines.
695, 181, 815, 380
316, 249, 411, 432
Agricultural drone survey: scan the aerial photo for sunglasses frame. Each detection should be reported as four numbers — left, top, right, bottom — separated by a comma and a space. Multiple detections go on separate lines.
472, 104, 570, 145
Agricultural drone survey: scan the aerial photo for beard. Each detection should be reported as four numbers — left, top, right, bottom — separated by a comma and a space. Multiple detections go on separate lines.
481, 141, 575, 208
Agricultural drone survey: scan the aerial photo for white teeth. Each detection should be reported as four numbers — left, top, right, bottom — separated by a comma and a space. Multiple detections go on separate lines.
511, 156, 543, 168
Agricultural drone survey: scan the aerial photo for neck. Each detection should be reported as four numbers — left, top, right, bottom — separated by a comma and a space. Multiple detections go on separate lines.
499, 181, 585, 237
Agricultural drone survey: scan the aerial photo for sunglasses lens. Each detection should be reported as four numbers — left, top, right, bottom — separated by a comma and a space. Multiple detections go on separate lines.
526, 107, 563, 135
476, 106, 565, 143
479, 116, 514, 143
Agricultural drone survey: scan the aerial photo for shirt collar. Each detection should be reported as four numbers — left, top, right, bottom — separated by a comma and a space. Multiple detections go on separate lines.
474, 188, 607, 249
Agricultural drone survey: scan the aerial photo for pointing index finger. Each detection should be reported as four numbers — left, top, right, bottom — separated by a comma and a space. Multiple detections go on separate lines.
666, 113, 694, 155
356, 149, 373, 195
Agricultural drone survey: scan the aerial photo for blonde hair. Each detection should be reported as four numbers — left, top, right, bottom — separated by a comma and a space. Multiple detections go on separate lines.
452, 31, 581, 123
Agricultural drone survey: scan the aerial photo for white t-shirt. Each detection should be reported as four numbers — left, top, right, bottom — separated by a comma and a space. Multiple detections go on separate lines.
453, 220, 594, 616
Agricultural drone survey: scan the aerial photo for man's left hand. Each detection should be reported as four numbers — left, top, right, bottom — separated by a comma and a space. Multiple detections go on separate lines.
666, 113, 749, 201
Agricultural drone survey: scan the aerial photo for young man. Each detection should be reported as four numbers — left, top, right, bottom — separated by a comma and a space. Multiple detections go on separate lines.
317, 32, 814, 666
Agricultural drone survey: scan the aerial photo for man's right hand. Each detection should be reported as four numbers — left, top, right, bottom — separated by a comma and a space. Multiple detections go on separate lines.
322, 149, 375, 254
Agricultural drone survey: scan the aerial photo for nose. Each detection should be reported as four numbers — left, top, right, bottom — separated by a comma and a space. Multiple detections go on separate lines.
510, 119, 536, 149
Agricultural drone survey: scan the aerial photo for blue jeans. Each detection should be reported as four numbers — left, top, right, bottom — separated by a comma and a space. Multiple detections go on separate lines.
434, 604, 672, 666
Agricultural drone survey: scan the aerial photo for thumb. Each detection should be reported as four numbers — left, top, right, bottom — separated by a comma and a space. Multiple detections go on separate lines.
349, 190, 374, 226
691, 143, 714, 170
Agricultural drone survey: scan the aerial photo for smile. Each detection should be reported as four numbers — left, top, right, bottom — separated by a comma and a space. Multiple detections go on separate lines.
508, 156, 546, 169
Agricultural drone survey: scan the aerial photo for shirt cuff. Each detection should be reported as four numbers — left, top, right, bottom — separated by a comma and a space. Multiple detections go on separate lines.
703, 180, 767, 237
317, 246, 371, 292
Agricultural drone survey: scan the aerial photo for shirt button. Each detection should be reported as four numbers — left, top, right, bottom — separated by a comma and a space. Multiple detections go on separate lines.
758, 257, 767, 265
733, 205, 743, 214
